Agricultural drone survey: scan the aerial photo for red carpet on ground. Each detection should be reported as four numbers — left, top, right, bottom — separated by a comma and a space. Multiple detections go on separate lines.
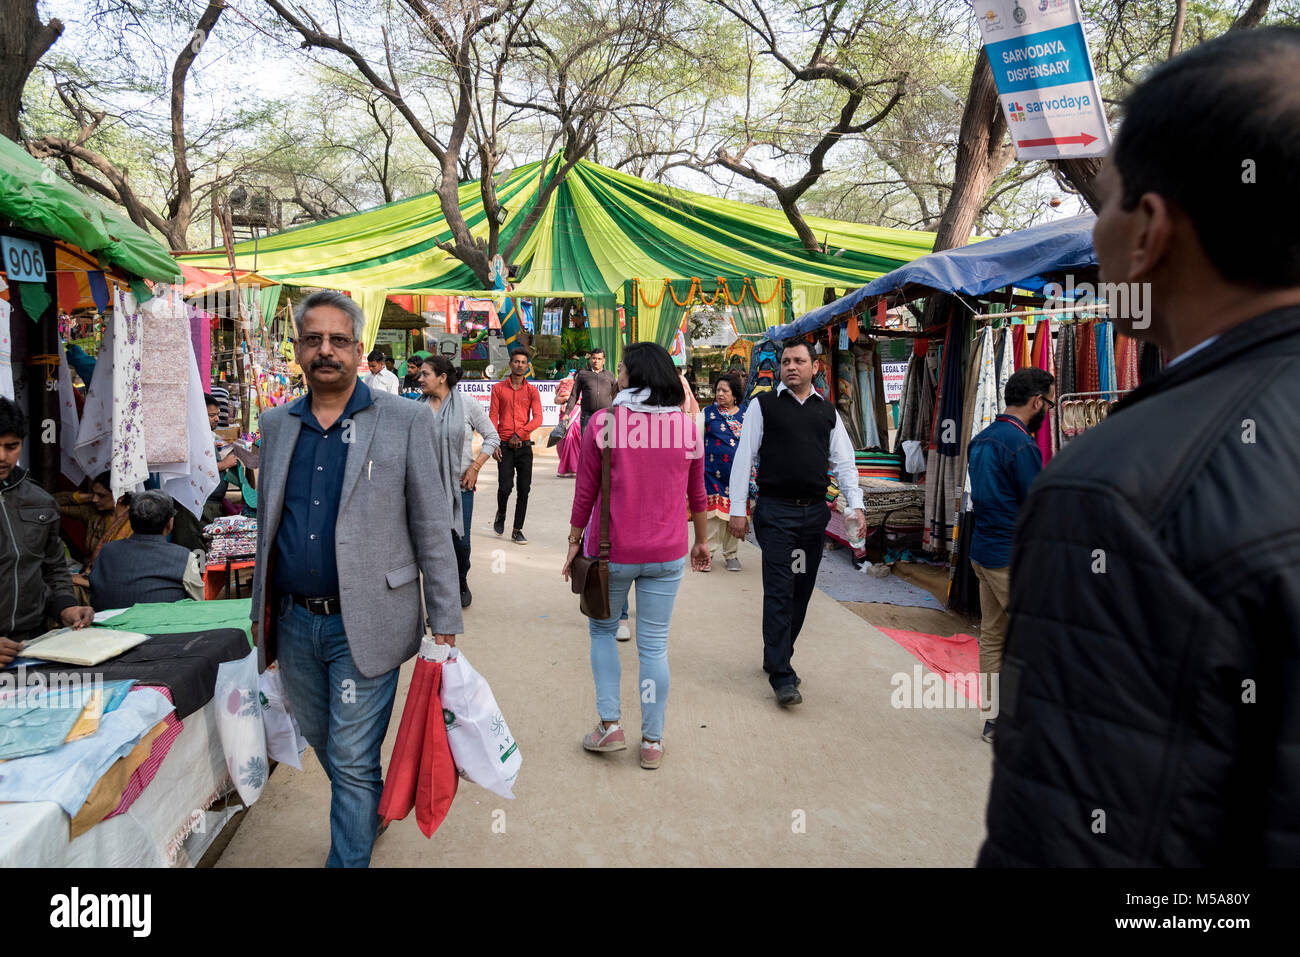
878, 628, 982, 704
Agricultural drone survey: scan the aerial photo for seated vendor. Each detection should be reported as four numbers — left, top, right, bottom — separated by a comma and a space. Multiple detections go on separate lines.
205, 392, 256, 519
55, 469, 133, 595
89, 490, 204, 611
0, 397, 93, 665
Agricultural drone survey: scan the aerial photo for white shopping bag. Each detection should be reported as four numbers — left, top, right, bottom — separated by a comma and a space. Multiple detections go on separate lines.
214, 648, 268, 806
259, 666, 308, 770
441, 648, 521, 799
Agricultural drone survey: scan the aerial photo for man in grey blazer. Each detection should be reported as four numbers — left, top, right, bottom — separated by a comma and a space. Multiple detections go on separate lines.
250, 289, 462, 867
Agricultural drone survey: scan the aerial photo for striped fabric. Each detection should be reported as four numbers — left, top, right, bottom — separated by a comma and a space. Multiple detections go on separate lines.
104, 685, 183, 820
855, 450, 903, 482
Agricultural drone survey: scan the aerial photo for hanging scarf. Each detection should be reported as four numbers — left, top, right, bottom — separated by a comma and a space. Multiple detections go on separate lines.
1031, 320, 1057, 466
1077, 320, 1100, 394
423, 389, 473, 536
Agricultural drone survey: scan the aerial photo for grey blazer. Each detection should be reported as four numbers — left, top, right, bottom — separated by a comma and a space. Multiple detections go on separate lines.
249, 390, 464, 677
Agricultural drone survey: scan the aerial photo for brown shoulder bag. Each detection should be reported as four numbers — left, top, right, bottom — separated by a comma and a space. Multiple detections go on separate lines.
569, 429, 611, 619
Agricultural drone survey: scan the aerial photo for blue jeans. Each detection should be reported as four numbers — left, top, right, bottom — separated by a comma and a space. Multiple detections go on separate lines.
589, 558, 685, 742
276, 598, 400, 868
452, 488, 474, 586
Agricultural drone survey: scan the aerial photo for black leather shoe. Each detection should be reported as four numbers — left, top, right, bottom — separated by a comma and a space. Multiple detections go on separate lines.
775, 685, 803, 707
460, 585, 472, 608
512, 529, 528, 545
493, 513, 505, 535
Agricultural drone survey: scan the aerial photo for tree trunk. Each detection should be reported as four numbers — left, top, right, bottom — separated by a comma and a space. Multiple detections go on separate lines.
931, 49, 1010, 254
0, 0, 63, 141
1053, 158, 1104, 211
921, 49, 1014, 329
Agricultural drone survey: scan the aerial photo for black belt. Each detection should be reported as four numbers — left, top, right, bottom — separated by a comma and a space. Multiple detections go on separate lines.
292, 594, 342, 615
765, 494, 825, 507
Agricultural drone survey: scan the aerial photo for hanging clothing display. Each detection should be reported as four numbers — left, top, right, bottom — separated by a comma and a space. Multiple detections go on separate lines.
57, 338, 85, 485
1012, 323, 1029, 370
1031, 320, 1056, 467
189, 306, 212, 394
0, 288, 12, 400
1055, 320, 1076, 397
1076, 320, 1100, 393
923, 310, 968, 556
835, 347, 865, 449
75, 289, 149, 500
1138, 340, 1164, 382
996, 325, 1014, 413
1115, 331, 1141, 392
141, 289, 192, 465
149, 288, 220, 520
856, 339, 882, 449
962, 326, 1000, 503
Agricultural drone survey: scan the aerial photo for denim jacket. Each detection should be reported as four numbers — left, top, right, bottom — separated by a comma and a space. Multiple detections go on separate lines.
967, 414, 1043, 568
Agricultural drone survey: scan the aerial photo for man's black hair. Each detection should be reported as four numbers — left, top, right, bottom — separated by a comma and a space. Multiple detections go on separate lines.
1005, 367, 1055, 408
128, 490, 176, 534
0, 396, 26, 440
589, 347, 605, 356
1113, 26, 1300, 286
781, 339, 815, 360
622, 341, 684, 407
367, 349, 386, 363
203, 393, 219, 409
510, 345, 532, 359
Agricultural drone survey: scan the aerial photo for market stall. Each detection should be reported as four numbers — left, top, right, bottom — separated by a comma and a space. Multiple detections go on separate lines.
760, 216, 1151, 607
0, 601, 269, 868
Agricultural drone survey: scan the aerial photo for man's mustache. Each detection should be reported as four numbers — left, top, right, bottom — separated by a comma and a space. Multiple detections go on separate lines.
309, 357, 344, 372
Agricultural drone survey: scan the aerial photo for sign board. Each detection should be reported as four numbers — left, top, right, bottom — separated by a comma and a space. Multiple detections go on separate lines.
976, 0, 1110, 160
374, 329, 405, 345
882, 361, 909, 404
1, 236, 46, 283
458, 379, 562, 430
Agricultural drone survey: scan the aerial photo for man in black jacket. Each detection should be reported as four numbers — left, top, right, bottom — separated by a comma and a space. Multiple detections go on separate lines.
0, 397, 93, 664
980, 27, 1300, 867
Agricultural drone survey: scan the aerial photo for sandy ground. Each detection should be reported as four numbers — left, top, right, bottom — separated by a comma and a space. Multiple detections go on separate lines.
216, 446, 992, 867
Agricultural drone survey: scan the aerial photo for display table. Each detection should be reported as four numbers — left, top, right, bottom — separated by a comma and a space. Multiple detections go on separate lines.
827, 478, 926, 561
0, 601, 254, 867
204, 558, 257, 600
0, 699, 233, 867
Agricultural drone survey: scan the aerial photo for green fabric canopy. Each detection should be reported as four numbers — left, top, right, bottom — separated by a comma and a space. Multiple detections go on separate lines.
0, 135, 178, 282
178, 157, 938, 354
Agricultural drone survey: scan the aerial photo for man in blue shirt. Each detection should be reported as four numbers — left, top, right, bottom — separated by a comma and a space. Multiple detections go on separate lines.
967, 366, 1055, 743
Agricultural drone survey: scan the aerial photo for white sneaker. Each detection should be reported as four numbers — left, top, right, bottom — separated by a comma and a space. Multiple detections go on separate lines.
616, 621, 631, 641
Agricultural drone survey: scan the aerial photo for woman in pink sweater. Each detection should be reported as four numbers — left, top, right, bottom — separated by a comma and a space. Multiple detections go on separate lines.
562, 342, 710, 770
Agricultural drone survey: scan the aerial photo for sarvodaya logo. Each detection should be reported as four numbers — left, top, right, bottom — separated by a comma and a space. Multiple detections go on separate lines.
49, 887, 151, 937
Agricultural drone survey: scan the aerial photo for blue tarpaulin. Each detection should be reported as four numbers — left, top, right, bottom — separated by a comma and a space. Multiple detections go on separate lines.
769, 215, 1097, 340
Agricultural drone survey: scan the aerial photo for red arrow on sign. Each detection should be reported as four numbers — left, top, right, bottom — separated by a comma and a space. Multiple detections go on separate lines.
1017, 132, 1100, 148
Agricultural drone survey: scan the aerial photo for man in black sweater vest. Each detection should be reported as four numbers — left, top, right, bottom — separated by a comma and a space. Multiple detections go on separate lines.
729, 340, 866, 706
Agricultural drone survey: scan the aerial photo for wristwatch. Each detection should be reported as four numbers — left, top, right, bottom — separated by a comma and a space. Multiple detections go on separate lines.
568, 532, 583, 545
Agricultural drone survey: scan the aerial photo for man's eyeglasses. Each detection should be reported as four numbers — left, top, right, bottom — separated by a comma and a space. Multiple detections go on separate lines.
296, 333, 357, 350
1040, 394, 1056, 408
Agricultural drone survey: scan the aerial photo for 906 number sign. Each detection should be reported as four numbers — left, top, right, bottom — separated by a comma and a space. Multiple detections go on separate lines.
1, 236, 46, 283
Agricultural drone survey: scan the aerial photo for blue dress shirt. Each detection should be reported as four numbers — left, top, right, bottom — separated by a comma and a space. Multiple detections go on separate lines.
273, 381, 374, 597
968, 413, 1044, 569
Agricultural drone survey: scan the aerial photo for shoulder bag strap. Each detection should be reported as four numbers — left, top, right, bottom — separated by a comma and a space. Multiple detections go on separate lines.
599, 411, 612, 560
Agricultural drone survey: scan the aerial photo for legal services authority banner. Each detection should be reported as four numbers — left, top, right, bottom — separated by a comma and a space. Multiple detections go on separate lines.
976, 0, 1111, 161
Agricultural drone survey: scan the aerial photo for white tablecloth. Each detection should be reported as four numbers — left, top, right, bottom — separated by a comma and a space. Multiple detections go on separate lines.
0, 700, 233, 867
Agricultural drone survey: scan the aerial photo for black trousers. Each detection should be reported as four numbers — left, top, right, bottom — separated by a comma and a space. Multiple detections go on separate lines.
752, 496, 829, 689
496, 442, 533, 531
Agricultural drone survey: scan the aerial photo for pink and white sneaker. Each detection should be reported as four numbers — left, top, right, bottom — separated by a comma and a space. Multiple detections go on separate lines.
639, 739, 664, 770
582, 720, 627, 752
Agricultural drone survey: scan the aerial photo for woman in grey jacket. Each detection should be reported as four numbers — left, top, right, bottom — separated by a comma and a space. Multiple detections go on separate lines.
417, 354, 500, 607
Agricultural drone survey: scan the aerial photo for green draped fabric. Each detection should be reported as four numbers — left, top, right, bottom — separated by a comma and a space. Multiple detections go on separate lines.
585, 293, 623, 367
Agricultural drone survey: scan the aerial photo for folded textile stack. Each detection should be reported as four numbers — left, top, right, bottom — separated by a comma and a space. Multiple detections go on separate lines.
203, 515, 258, 562
855, 450, 903, 483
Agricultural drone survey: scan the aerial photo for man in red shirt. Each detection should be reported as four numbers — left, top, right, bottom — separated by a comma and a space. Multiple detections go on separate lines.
489, 347, 543, 544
